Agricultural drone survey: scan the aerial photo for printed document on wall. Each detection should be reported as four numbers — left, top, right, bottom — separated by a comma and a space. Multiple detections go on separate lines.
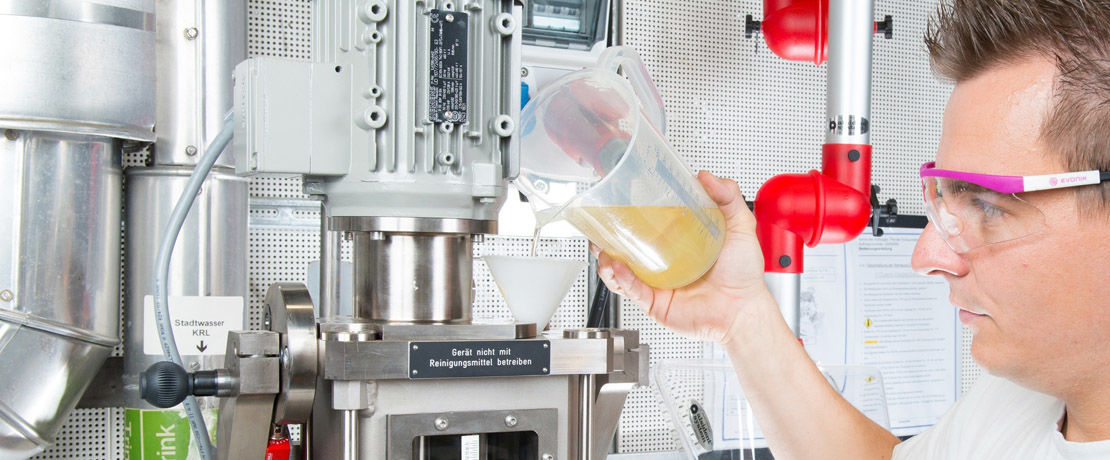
705, 224, 957, 446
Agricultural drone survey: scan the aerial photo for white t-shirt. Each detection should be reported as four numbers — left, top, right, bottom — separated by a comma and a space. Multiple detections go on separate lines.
894, 374, 1110, 459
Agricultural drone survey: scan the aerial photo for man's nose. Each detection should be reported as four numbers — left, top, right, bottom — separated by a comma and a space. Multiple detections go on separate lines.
911, 222, 970, 278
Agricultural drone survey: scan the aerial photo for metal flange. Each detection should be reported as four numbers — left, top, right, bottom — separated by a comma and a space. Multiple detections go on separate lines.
265, 282, 318, 424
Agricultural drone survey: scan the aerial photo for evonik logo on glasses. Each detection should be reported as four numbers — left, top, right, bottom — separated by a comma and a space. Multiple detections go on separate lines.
1027, 172, 1097, 191
1049, 175, 1088, 187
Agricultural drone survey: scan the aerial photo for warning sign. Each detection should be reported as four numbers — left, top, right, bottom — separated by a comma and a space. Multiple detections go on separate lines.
143, 296, 244, 356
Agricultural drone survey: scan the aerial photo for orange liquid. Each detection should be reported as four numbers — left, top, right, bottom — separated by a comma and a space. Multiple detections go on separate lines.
563, 206, 725, 289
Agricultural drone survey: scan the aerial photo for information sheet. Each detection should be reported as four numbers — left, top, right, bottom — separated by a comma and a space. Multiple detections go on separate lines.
704, 224, 958, 448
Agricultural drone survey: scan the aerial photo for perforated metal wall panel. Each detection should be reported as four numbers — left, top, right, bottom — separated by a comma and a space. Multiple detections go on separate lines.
34, 0, 986, 458
31, 408, 123, 459
614, 0, 975, 453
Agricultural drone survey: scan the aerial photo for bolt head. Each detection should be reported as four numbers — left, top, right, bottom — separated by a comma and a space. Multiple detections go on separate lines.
0, 290, 12, 302
434, 417, 449, 431
184, 27, 199, 40
185, 145, 198, 156
542, 454, 554, 460
445, 13, 455, 22
504, 415, 518, 427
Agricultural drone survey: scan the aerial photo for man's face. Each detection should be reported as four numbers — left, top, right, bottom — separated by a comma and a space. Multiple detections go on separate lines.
910, 57, 1110, 395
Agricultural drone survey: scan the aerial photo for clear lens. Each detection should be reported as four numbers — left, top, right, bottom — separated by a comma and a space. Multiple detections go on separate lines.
922, 176, 1047, 253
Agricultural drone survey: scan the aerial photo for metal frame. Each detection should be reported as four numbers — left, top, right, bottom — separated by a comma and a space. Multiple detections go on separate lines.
387, 409, 558, 460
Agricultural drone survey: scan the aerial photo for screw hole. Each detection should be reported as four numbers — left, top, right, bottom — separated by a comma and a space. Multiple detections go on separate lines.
371, 32, 381, 41
371, 4, 381, 15
370, 111, 381, 121
502, 18, 511, 28
335, 65, 342, 73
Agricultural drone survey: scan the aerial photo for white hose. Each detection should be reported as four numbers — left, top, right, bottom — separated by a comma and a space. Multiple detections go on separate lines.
151, 113, 235, 460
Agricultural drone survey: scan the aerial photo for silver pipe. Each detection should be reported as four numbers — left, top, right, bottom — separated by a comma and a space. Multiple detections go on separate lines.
154, 0, 246, 166
319, 202, 341, 320
765, 273, 801, 336
343, 410, 359, 460
416, 437, 428, 460
825, 0, 874, 145
578, 374, 596, 459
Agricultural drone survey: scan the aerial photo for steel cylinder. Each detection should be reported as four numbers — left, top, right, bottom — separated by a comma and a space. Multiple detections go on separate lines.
0, 131, 124, 458
353, 232, 473, 323
0, 0, 155, 141
154, 0, 246, 166
120, 166, 249, 409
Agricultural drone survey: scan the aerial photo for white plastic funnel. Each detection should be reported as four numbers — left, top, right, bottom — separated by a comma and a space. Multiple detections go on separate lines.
483, 256, 586, 330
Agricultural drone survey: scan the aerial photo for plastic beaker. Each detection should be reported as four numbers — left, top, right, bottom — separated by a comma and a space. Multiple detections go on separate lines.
516, 46, 725, 289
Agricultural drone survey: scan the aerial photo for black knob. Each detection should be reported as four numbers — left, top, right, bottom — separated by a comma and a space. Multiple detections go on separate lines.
745, 15, 762, 39
876, 15, 894, 39
140, 361, 191, 408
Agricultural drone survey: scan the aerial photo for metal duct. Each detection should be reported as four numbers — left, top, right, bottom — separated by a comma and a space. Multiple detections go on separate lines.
0, 1, 155, 457
0, 131, 124, 459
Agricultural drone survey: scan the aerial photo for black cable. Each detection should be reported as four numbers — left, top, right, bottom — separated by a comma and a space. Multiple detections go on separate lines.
586, 278, 610, 328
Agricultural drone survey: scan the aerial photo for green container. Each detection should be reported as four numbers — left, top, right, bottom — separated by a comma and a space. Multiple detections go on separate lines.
124, 408, 217, 459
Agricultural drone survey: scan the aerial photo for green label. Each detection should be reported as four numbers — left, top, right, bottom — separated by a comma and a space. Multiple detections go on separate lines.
124, 408, 217, 460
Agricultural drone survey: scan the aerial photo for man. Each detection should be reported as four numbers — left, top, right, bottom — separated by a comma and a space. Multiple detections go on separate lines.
595, 0, 1110, 458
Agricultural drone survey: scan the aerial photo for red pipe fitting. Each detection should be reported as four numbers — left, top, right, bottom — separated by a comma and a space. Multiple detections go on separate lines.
760, 0, 886, 65
755, 144, 872, 273
762, 0, 828, 65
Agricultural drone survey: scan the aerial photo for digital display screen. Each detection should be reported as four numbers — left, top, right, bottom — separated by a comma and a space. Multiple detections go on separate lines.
523, 0, 605, 49
531, 2, 583, 33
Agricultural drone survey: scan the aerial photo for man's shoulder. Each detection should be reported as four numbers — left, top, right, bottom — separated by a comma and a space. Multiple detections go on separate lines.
961, 374, 1058, 409
894, 374, 1064, 459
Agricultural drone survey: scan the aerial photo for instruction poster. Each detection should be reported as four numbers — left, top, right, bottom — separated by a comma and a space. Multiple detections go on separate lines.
706, 222, 958, 447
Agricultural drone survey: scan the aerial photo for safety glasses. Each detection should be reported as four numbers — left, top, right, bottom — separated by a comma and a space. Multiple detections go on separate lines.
920, 162, 1110, 253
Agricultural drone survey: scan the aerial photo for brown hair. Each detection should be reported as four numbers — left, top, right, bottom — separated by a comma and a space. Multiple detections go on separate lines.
925, 0, 1110, 210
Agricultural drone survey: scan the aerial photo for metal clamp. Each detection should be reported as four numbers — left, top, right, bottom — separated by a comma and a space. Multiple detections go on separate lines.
266, 282, 319, 425
215, 331, 281, 460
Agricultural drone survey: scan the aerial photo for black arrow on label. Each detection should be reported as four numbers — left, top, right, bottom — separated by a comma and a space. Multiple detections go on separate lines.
196, 341, 208, 353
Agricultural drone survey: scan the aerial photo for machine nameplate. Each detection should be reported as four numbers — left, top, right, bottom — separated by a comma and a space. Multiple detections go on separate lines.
428, 9, 468, 124
409, 340, 551, 379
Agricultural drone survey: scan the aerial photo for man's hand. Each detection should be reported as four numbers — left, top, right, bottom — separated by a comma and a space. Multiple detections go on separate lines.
593, 170, 773, 344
